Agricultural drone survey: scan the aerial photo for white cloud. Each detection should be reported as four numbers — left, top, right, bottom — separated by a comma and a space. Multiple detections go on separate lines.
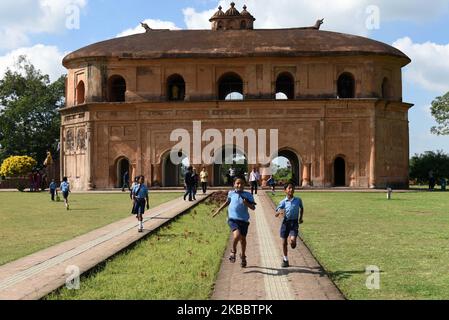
116, 19, 181, 37
0, 44, 67, 82
393, 37, 449, 94
0, 0, 87, 50
183, 0, 449, 34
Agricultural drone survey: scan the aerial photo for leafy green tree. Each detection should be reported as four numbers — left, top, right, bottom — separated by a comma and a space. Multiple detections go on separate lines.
0, 56, 65, 165
431, 92, 449, 135
409, 151, 449, 184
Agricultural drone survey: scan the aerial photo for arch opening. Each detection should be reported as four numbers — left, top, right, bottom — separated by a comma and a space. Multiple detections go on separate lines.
218, 73, 244, 100
275, 73, 295, 100
270, 150, 301, 186
117, 158, 130, 188
162, 152, 190, 187
167, 74, 186, 101
108, 75, 126, 102
382, 77, 392, 100
214, 146, 248, 186
337, 73, 355, 99
334, 157, 346, 187
76, 81, 85, 105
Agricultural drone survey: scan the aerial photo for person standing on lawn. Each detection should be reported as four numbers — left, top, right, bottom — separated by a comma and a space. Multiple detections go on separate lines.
59, 177, 71, 210
49, 179, 58, 201
131, 175, 150, 233
200, 167, 209, 194
275, 182, 304, 268
183, 166, 194, 202
249, 167, 260, 195
213, 177, 256, 268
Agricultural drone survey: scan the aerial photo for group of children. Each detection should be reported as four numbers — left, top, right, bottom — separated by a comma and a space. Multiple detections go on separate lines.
52, 173, 302, 267
213, 176, 304, 269
49, 177, 71, 210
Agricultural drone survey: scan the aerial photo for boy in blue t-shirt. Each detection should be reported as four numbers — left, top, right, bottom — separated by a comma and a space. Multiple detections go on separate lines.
275, 182, 304, 268
59, 177, 71, 210
131, 175, 150, 233
49, 179, 58, 201
213, 177, 256, 268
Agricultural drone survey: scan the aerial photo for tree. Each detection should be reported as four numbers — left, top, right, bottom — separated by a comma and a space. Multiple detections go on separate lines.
0, 56, 65, 165
0, 156, 37, 177
431, 92, 449, 135
409, 151, 449, 184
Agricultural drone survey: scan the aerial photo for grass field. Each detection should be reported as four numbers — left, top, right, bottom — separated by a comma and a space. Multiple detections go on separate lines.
270, 191, 449, 300
46, 201, 229, 300
0, 192, 181, 266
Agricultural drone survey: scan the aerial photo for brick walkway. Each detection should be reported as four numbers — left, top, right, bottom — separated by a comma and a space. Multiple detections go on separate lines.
0, 195, 208, 300
212, 191, 344, 300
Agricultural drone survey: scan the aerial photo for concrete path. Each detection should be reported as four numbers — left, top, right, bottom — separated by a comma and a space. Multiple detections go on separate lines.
0, 195, 208, 300
212, 191, 344, 300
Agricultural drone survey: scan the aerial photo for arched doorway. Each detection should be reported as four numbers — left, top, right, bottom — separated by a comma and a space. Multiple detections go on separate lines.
162, 152, 190, 187
270, 150, 301, 186
117, 158, 130, 188
334, 157, 346, 187
214, 146, 248, 186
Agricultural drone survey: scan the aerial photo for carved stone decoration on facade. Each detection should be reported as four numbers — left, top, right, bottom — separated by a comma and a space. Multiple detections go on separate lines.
77, 128, 87, 150
65, 129, 75, 151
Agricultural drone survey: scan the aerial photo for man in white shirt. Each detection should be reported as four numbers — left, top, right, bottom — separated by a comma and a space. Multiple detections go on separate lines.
249, 167, 261, 195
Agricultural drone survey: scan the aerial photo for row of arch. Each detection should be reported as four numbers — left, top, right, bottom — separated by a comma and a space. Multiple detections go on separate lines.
115, 149, 349, 188
74, 72, 394, 104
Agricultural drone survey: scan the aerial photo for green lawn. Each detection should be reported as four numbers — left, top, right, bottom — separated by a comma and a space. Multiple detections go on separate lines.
270, 191, 449, 300
47, 201, 229, 300
0, 192, 181, 266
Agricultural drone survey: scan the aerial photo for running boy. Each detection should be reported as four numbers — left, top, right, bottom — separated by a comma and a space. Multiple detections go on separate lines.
275, 182, 304, 268
213, 177, 256, 268
132, 175, 150, 233
49, 179, 58, 201
59, 177, 71, 210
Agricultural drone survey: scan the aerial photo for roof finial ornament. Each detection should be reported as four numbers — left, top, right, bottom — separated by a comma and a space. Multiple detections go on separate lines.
141, 22, 152, 32
230, 2, 235, 8
218, 5, 222, 10
243, 5, 247, 10
313, 18, 324, 30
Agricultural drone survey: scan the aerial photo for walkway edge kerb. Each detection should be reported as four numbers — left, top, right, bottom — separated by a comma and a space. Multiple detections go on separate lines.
0, 194, 212, 300
264, 192, 347, 300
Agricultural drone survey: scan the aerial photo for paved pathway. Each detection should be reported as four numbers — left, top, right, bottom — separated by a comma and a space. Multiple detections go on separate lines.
212, 191, 344, 300
0, 195, 208, 300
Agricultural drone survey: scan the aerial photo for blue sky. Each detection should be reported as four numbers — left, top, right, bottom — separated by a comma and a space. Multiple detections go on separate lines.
0, 0, 448, 156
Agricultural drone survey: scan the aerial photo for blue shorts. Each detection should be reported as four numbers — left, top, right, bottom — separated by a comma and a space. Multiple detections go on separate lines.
280, 220, 299, 239
62, 191, 69, 199
132, 199, 146, 215
228, 219, 250, 237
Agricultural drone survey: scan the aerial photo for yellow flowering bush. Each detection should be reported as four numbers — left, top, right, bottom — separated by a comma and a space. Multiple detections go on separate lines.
0, 156, 37, 177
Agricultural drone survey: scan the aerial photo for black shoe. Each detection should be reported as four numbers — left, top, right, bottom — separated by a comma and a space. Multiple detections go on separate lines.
240, 255, 247, 268
282, 260, 289, 268
229, 251, 236, 264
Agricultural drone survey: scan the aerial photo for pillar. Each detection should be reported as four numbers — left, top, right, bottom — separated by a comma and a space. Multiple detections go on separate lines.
86, 122, 95, 190
302, 163, 311, 187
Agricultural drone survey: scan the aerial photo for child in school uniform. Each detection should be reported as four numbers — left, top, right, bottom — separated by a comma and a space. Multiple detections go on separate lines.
275, 182, 304, 268
213, 177, 256, 268
131, 175, 150, 233
59, 177, 71, 210
49, 179, 58, 201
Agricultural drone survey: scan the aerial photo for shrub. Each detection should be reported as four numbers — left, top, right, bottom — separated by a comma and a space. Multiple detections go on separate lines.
0, 156, 37, 177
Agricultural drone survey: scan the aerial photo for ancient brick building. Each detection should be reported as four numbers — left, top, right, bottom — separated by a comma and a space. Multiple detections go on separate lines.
61, 3, 412, 190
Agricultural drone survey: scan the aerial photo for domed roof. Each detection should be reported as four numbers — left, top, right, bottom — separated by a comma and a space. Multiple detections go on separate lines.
211, 5, 225, 19
241, 5, 255, 20
63, 28, 411, 67
225, 2, 240, 16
